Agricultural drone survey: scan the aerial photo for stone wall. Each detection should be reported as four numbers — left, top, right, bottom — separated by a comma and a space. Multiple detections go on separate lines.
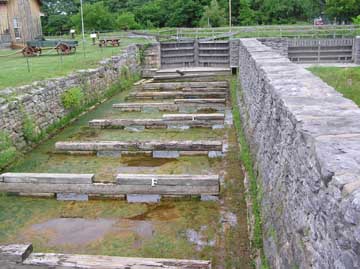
0, 45, 139, 150
237, 38, 360, 268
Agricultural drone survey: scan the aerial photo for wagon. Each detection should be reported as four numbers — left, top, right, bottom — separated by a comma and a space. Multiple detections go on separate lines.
22, 37, 78, 57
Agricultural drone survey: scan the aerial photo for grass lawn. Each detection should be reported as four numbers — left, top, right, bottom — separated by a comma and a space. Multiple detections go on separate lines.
0, 36, 148, 90
309, 67, 360, 107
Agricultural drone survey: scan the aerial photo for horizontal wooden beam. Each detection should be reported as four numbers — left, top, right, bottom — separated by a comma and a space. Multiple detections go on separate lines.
141, 81, 228, 90
112, 101, 226, 112
24, 253, 211, 268
117, 174, 219, 186
0, 173, 94, 184
89, 119, 223, 129
162, 113, 224, 121
174, 98, 226, 104
0, 182, 219, 195
128, 91, 226, 100
0, 244, 211, 268
55, 141, 223, 152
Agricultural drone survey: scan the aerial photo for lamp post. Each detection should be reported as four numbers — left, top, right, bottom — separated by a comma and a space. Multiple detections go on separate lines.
80, 0, 86, 57
229, 0, 232, 30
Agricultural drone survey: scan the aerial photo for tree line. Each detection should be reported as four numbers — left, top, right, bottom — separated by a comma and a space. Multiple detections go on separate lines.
41, 0, 360, 35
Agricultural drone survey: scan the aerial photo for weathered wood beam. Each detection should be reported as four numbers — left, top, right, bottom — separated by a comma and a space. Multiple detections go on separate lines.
162, 113, 225, 121
23, 253, 211, 269
0, 244, 211, 268
89, 119, 223, 129
174, 98, 226, 104
112, 102, 226, 112
128, 91, 226, 100
141, 81, 228, 90
117, 174, 219, 186
0, 182, 219, 195
55, 141, 223, 152
0, 244, 33, 263
0, 173, 94, 184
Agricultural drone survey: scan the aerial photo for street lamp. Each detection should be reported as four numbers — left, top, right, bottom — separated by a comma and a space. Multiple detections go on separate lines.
229, 0, 232, 30
80, 0, 86, 57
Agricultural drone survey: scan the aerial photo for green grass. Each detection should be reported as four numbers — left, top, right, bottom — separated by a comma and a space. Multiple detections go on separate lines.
309, 66, 360, 107
230, 77, 269, 269
0, 37, 147, 90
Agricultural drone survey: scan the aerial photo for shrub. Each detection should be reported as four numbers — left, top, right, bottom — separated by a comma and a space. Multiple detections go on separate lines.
61, 87, 84, 110
22, 114, 41, 143
0, 132, 17, 170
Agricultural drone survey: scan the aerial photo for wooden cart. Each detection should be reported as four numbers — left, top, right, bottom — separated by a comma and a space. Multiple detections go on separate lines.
22, 37, 78, 57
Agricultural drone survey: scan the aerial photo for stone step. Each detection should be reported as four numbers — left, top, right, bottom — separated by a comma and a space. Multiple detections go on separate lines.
127, 91, 226, 100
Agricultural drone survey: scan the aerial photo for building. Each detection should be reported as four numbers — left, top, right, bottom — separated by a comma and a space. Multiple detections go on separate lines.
0, 0, 42, 48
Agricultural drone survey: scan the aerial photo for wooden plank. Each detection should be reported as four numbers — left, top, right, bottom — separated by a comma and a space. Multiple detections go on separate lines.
1, 173, 94, 184
0, 244, 33, 263
128, 91, 226, 100
174, 98, 226, 104
55, 141, 223, 152
23, 253, 211, 269
117, 174, 219, 186
162, 113, 225, 121
0, 182, 219, 195
89, 119, 222, 128
141, 81, 228, 89
112, 102, 226, 112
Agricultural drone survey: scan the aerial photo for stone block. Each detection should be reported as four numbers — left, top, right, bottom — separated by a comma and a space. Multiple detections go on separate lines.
57, 193, 89, 201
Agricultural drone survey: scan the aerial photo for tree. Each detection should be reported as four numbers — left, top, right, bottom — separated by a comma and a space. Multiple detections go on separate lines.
116, 12, 141, 30
41, 0, 78, 34
325, 0, 360, 23
238, 0, 256, 25
199, 0, 227, 27
70, 1, 116, 31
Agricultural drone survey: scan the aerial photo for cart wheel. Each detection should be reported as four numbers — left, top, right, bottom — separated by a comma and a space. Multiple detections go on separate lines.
22, 47, 34, 57
57, 44, 71, 55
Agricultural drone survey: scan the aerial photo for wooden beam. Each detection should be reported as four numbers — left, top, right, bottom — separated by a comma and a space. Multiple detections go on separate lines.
174, 98, 226, 104
23, 253, 212, 269
55, 141, 223, 152
0, 244, 33, 263
0, 182, 219, 195
89, 119, 222, 129
128, 91, 226, 100
162, 113, 225, 121
1, 173, 94, 184
141, 81, 228, 90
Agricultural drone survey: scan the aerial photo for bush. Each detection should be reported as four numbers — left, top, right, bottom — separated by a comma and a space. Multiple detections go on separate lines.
61, 87, 84, 110
22, 114, 41, 143
116, 12, 140, 30
0, 132, 17, 170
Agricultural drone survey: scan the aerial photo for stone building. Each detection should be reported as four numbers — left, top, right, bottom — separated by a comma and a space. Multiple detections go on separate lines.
0, 0, 42, 48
